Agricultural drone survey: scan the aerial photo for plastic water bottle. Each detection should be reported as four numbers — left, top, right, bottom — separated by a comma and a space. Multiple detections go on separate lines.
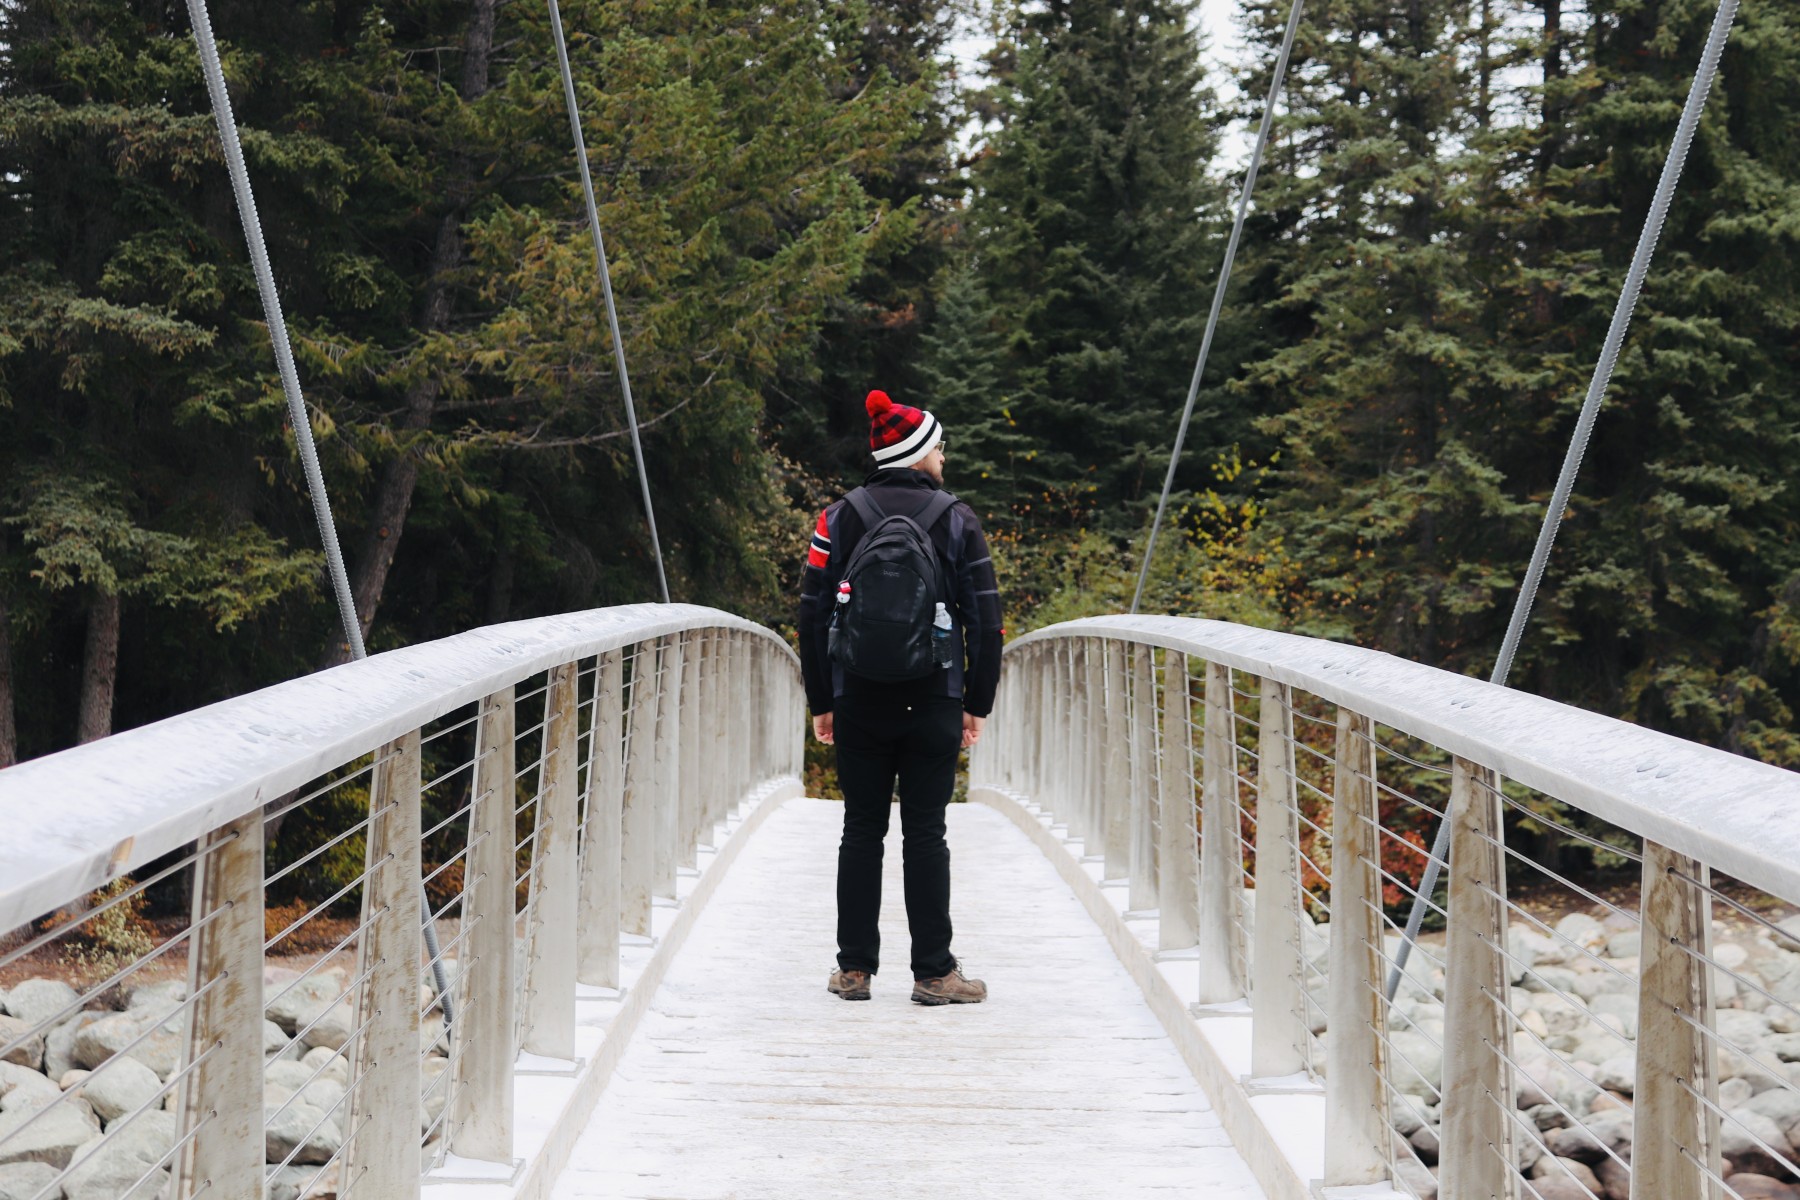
932, 602, 954, 669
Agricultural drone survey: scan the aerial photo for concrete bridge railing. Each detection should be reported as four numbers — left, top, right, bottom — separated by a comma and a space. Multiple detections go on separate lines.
973, 615, 1800, 1200
0, 604, 803, 1200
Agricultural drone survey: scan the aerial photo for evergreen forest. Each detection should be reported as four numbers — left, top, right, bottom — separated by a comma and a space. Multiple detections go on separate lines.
3, 0, 1799, 793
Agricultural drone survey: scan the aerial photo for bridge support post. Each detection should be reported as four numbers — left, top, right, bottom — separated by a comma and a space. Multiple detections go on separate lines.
1128, 644, 1158, 912
343, 730, 424, 1200
173, 810, 264, 1200
1051, 643, 1073, 823
621, 641, 660, 936
654, 635, 683, 899
449, 685, 517, 1164
578, 649, 625, 986
1633, 838, 1722, 1199
1250, 677, 1305, 1079
1157, 650, 1199, 951
522, 663, 580, 1059
1438, 757, 1516, 1199
1196, 660, 1244, 1004
1072, 639, 1097, 851
678, 632, 702, 868
1102, 641, 1133, 882
1324, 707, 1389, 1186
700, 631, 724, 845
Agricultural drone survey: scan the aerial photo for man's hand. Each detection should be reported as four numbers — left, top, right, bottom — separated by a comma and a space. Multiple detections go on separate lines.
813, 713, 834, 745
962, 713, 985, 749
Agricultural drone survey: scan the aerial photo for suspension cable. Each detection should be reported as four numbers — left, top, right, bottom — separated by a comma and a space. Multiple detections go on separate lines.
185, 0, 454, 1020
1130, 0, 1306, 615
544, 0, 672, 603
1387, 0, 1740, 1000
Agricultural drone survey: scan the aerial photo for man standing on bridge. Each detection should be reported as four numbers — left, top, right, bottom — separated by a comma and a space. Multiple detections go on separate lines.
799, 390, 1003, 1005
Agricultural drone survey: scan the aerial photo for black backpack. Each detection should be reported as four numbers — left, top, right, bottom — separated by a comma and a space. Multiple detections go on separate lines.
827, 487, 958, 682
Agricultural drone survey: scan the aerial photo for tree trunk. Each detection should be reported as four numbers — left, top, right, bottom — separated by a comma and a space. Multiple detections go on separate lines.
0, 593, 15, 768
322, 0, 498, 668
77, 589, 120, 744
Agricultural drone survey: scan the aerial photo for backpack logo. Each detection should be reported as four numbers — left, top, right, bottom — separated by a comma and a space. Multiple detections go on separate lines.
828, 488, 958, 682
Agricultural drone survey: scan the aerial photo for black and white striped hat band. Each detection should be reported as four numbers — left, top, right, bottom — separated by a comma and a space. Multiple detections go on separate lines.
871, 411, 942, 468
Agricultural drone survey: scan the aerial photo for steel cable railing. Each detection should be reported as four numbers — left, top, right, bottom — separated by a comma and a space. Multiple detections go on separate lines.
0, 605, 803, 1200
972, 613, 1800, 1200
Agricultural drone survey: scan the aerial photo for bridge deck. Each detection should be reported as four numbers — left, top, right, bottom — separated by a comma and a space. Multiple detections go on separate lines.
549, 797, 1267, 1199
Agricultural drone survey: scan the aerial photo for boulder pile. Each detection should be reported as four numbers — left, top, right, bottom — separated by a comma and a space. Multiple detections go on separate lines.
1319, 910, 1800, 1199
0, 965, 453, 1200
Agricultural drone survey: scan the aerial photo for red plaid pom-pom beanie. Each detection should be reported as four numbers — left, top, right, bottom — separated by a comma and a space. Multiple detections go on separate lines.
865, 390, 942, 469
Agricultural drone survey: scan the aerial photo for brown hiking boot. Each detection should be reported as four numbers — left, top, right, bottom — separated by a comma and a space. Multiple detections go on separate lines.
911, 963, 987, 1006
828, 968, 871, 1001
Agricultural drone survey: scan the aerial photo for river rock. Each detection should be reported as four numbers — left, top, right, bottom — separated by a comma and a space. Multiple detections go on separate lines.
1, 983, 77, 1035
1747, 1087, 1800, 1143
1724, 1109, 1795, 1178
0, 1101, 100, 1168
1530, 1156, 1601, 1191
265, 971, 346, 1037
0, 1064, 60, 1113
265, 1100, 341, 1167
71, 1009, 183, 1080
299, 997, 355, 1053
268, 1161, 338, 1200
1387, 1030, 1442, 1098
60, 1110, 174, 1200
299, 1046, 348, 1087
1603, 930, 1640, 960
42, 1015, 104, 1084
1594, 1154, 1631, 1200
0, 1162, 63, 1200
78, 1056, 160, 1123
1555, 913, 1606, 953
264, 1020, 289, 1059
122, 982, 184, 1013
1727, 1175, 1800, 1199
1527, 1179, 1596, 1200
1593, 1055, 1635, 1095
0, 1019, 42, 1074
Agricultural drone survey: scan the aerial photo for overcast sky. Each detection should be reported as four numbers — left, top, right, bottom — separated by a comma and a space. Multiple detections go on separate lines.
944, 0, 1257, 165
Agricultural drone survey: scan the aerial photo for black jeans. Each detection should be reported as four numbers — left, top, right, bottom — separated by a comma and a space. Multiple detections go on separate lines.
833, 692, 961, 980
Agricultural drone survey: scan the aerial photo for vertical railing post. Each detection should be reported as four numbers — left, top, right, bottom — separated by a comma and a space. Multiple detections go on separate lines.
1089, 640, 1109, 856
1196, 661, 1245, 1003
1047, 642, 1070, 821
343, 730, 423, 1199
1102, 641, 1133, 881
1069, 640, 1095, 849
449, 685, 517, 1164
1633, 839, 1721, 1199
1044, 644, 1051, 802
1250, 677, 1305, 1079
678, 631, 702, 868
1324, 708, 1388, 1186
653, 634, 682, 899
731, 632, 752, 807
701, 630, 725, 843
578, 649, 625, 986
620, 642, 660, 936
1158, 650, 1199, 951
521, 663, 580, 1059
1128, 644, 1159, 912
1439, 758, 1516, 1197
173, 811, 264, 1198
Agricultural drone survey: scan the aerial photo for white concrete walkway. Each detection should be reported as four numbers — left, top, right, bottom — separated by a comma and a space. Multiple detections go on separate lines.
550, 797, 1267, 1200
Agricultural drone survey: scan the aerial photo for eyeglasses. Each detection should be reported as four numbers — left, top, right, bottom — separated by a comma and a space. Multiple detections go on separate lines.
935, 440, 947, 457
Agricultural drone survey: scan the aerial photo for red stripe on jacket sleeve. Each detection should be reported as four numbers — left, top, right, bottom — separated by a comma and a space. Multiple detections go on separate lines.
806, 509, 830, 569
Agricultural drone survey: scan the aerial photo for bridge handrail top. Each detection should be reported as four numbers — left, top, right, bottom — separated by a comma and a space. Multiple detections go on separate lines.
1015, 614, 1800, 901
0, 604, 795, 930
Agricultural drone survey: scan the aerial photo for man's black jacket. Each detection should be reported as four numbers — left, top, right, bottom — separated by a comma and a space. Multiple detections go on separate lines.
797, 469, 1003, 718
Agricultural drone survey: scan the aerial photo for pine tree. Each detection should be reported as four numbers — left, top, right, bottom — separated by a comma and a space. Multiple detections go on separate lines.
968, 0, 1225, 529
915, 265, 1015, 523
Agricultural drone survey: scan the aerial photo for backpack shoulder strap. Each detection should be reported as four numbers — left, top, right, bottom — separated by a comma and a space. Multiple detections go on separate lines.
915, 490, 957, 533
843, 486, 884, 531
